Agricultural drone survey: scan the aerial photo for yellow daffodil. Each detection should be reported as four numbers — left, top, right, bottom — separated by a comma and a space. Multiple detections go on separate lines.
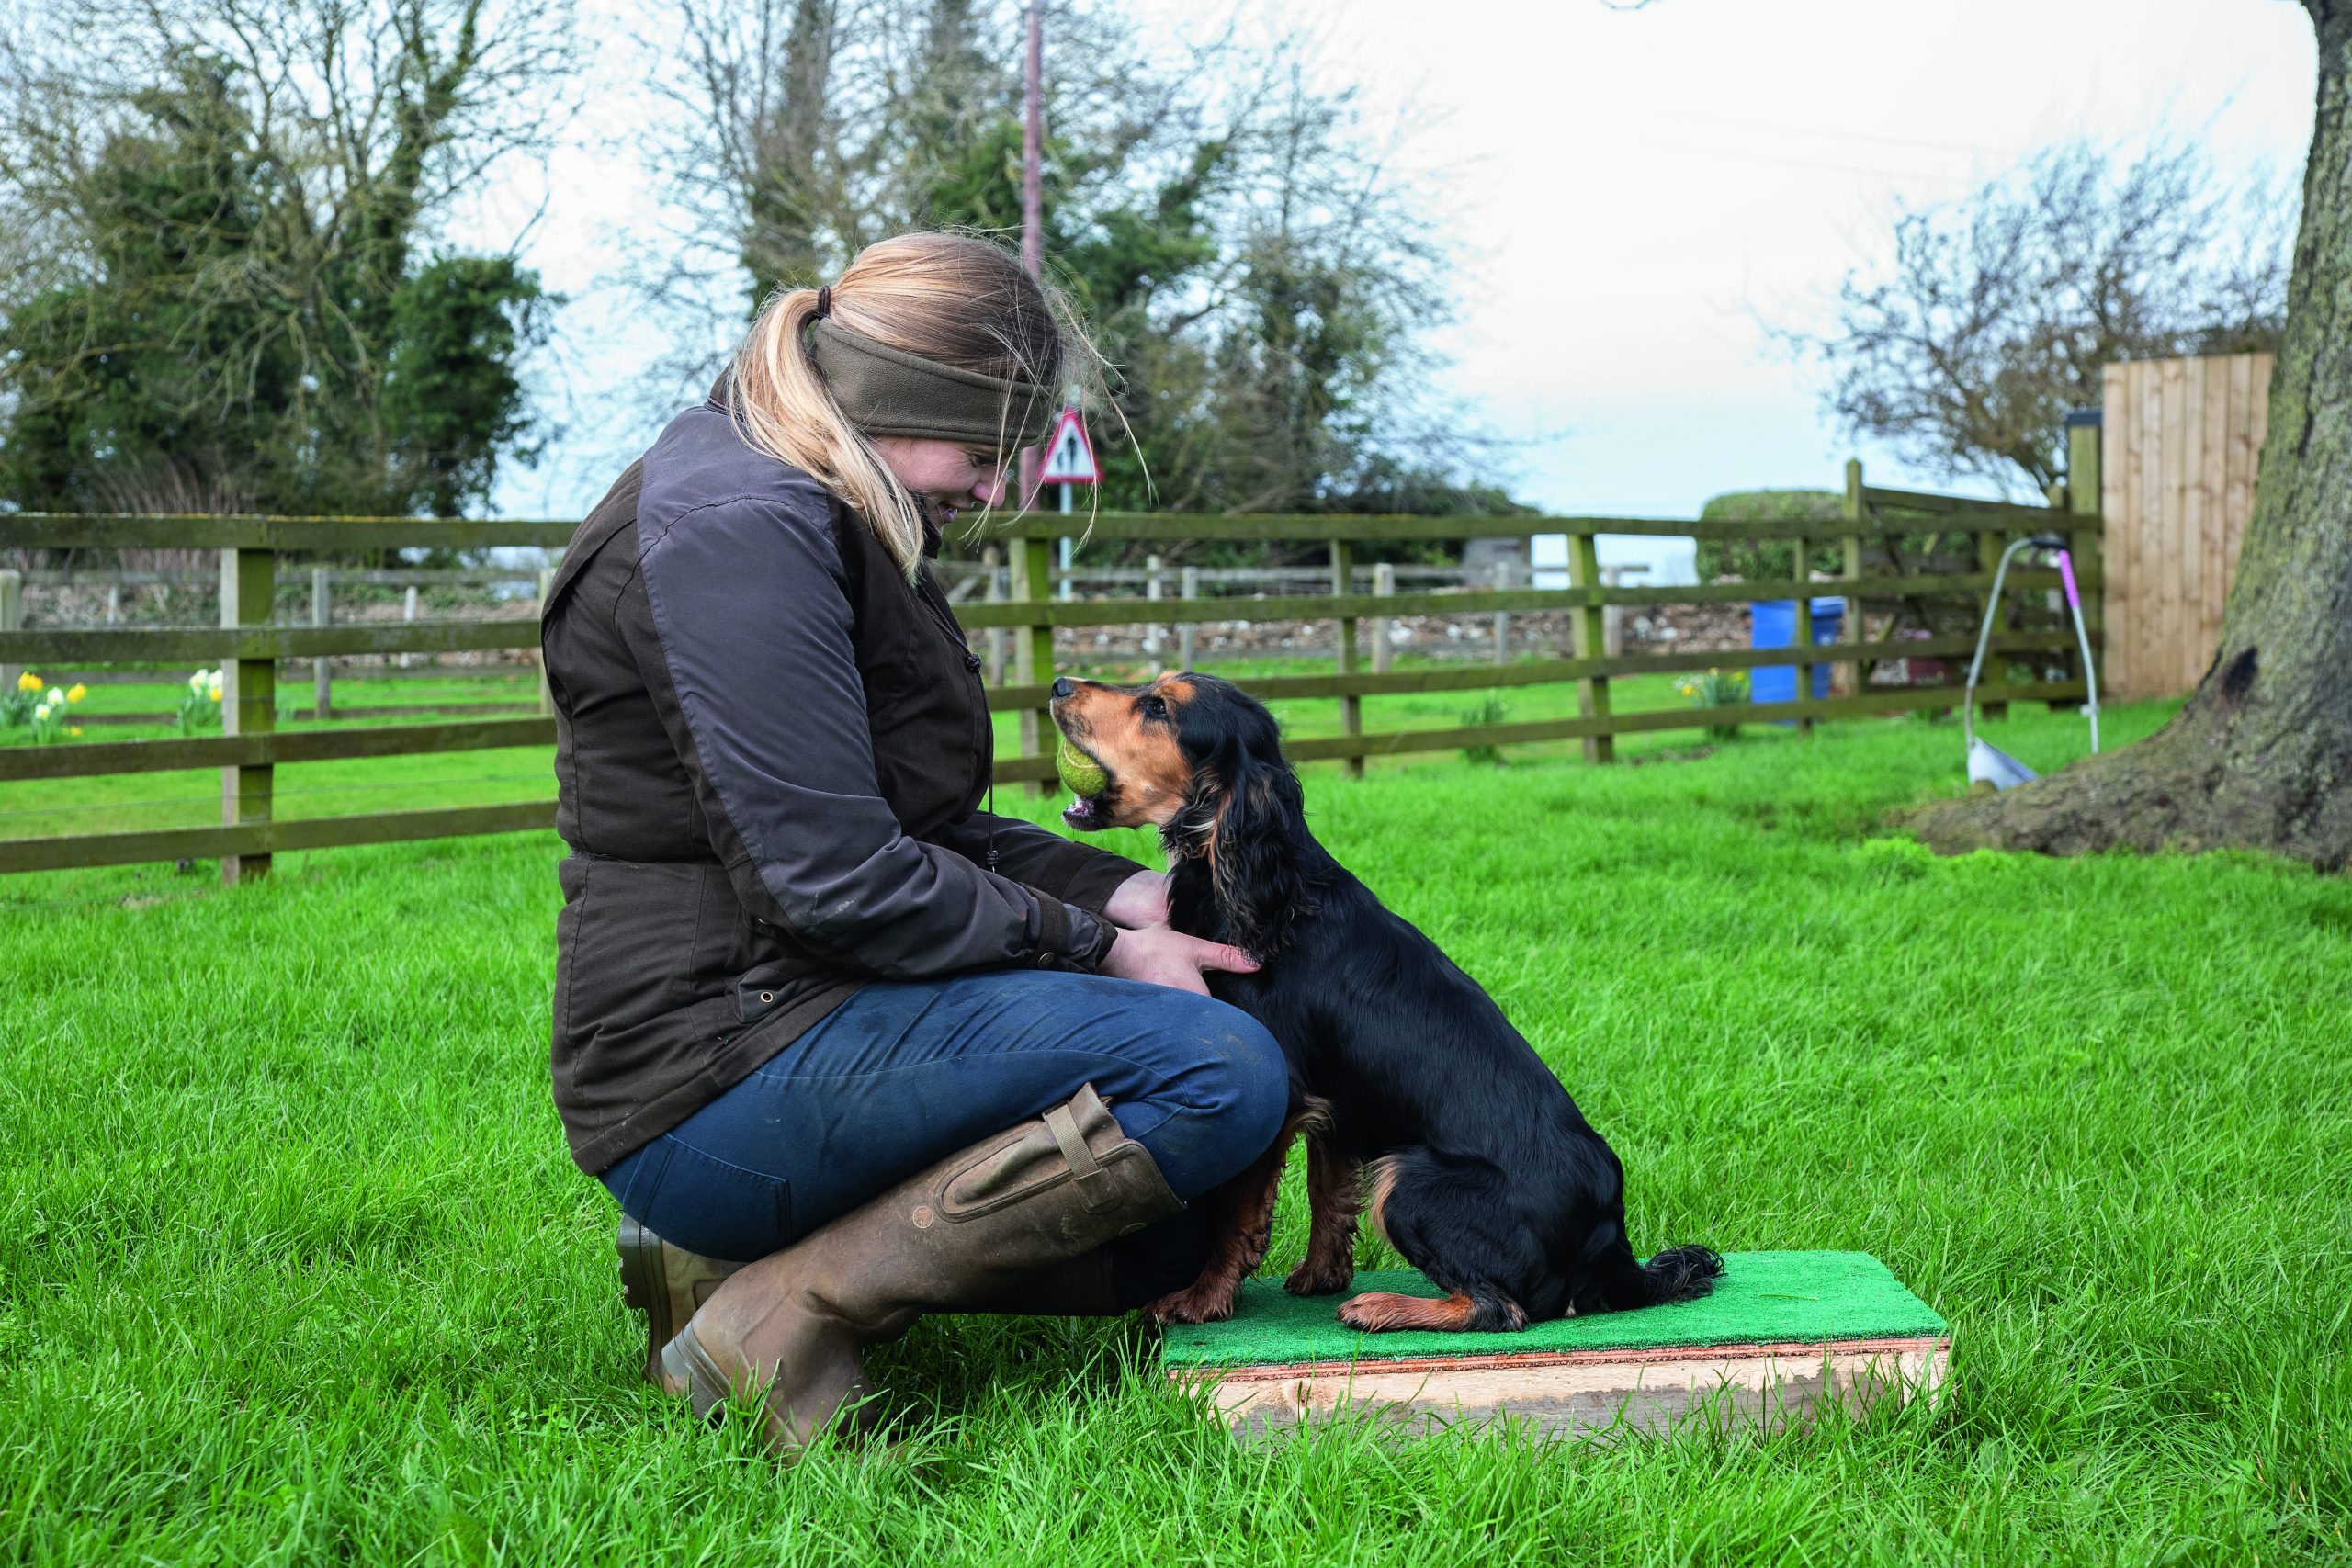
209, 686, 223, 703
65, 683, 85, 704
68, 726, 81, 737
15, 670, 39, 693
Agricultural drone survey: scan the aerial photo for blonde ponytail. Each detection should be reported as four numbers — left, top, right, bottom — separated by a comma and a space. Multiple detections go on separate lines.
729, 286, 929, 575
726, 231, 1101, 579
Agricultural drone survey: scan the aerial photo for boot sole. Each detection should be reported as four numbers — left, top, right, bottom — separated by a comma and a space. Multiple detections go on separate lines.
661, 1325, 733, 1427
661, 1324, 877, 1456
616, 1216, 673, 1389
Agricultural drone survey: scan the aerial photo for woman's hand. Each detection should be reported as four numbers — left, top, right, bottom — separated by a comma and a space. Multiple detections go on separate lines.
1102, 869, 1170, 930
1100, 925, 1258, 997
1096, 869, 1254, 995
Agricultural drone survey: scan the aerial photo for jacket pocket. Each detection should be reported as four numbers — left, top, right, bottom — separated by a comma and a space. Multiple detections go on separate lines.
682, 863, 757, 1011
560, 857, 726, 1043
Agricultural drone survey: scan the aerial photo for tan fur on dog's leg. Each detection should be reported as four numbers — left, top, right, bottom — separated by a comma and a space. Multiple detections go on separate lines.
1145, 1101, 1323, 1325
1284, 1137, 1360, 1296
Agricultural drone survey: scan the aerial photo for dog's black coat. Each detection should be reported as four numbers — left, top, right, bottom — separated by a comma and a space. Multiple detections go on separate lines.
1158, 675, 1720, 1328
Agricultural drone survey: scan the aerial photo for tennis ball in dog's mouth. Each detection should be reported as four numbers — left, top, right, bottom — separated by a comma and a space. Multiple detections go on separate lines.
1057, 736, 1108, 797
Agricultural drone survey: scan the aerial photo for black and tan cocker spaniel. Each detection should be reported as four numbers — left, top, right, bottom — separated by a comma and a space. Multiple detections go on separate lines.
1051, 671, 1722, 1332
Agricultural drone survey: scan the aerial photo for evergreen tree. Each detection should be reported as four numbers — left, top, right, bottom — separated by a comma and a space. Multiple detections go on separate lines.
0, 0, 566, 517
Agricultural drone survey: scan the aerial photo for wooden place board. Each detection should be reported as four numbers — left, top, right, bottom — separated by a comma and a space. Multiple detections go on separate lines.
1160, 1252, 1950, 1444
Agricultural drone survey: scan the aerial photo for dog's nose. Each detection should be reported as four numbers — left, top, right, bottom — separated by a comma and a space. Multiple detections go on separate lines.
1051, 676, 1075, 699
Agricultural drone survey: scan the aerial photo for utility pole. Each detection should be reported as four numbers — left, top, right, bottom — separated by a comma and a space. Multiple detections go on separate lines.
1018, 0, 1044, 508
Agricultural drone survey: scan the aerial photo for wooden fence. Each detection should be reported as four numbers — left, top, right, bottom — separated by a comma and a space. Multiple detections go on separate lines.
2100, 352, 2272, 700
0, 448, 2100, 879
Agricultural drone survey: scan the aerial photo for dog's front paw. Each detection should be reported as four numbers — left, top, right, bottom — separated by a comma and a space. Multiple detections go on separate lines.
1283, 1257, 1353, 1297
1146, 1281, 1238, 1325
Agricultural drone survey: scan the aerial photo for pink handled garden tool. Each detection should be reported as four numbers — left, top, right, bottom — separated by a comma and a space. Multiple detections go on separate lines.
1962, 533, 2099, 790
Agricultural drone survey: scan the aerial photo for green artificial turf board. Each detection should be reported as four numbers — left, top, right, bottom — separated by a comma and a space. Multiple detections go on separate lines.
1161, 1254, 1949, 1369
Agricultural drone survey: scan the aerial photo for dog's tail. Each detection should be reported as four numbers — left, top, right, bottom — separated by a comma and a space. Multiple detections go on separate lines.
1593, 1237, 1724, 1312
1636, 1243, 1725, 1305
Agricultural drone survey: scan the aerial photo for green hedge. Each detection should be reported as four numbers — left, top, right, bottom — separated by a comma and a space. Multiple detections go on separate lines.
1695, 489, 1975, 584
1693, 491, 1846, 581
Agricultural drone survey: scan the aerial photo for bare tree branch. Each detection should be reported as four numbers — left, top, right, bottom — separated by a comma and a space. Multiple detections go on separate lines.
1777, 139, 2293, 495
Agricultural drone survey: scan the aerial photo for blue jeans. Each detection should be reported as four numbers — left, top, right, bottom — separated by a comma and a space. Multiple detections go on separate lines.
600, 969, 1290, 1305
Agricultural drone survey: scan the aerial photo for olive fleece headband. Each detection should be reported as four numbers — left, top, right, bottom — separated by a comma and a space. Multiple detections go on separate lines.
808, 319, 1058, 452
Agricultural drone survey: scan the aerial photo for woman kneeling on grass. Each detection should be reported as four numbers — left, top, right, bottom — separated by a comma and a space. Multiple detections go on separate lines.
540, 232, 1285, 1453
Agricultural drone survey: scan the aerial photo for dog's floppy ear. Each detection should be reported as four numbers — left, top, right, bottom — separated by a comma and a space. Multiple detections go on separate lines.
1204, 736, 1316, 960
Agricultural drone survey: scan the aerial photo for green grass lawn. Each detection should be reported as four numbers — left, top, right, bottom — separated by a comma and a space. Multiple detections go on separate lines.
3, 699, 2347, 1563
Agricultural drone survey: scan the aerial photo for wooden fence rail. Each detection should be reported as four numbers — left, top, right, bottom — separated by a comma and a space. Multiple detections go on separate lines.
0, 451, 2102, 877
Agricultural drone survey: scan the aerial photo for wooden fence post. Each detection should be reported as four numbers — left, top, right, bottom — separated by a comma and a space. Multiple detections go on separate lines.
1370, 563, 1395, 674
982, 545, 1007, 685
1492, 559, 1511, 664
400, 583, 419, 670
1334, 540, 1363, 777
536, 566, 556, 717
1568, 531, 1612, 763
1145, 554, 1165, 672
105, 584, 121, 626
2067, 412, 2104, 701
1178, 566, 1199, 671
0, 569, 19, 698
220, 543, 276, 884
1018, 535, 1055, 795
1841, 459, 1866, 698
312, 567, 334, 719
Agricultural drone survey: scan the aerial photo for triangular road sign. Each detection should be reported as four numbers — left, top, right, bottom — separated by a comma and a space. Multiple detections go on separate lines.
1037, 407, 1101, 484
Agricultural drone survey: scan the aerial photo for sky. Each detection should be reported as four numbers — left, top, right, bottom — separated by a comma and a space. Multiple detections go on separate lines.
484, 0, 2318, 581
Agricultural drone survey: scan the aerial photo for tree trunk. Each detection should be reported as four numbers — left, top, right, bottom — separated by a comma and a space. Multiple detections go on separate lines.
1915, 1, 2352, 872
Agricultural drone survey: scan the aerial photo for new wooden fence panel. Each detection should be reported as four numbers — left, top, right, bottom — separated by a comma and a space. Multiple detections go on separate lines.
2100, 353, 2271, 700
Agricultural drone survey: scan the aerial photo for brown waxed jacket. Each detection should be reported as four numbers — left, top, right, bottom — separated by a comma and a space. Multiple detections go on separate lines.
541, 396, 1137, 1175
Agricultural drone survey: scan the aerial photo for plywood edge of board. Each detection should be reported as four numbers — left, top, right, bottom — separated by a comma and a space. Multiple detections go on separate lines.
1170, 1335, 1951, 1445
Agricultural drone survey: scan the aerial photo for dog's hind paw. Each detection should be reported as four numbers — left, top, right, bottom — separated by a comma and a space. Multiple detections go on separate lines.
1283, 1258, 1353, 1297
1146, 1282, 1238, 1325
1338, 1289, 1498, 1333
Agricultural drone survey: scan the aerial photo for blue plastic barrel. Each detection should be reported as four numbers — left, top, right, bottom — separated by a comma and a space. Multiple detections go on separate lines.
1750, 597, 1846, 705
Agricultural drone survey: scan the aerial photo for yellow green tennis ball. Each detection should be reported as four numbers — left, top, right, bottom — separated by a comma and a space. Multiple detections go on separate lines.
1057, 736, 1108, 796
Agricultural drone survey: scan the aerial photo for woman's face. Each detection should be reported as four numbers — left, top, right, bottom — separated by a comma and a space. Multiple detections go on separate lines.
871, 436, 1011, 524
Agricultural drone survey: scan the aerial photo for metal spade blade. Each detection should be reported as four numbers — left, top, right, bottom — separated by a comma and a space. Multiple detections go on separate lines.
1966, 738, 2040, 791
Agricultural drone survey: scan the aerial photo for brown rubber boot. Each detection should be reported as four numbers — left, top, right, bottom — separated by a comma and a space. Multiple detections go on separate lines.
616, 1216, 745, 1391
964, 1247, 1122, 1316
659, 1084, 1179, 1453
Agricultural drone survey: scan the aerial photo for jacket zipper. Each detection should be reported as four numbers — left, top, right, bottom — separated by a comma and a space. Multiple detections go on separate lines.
913, 570, 984, 674
912, 567, 1001, 870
